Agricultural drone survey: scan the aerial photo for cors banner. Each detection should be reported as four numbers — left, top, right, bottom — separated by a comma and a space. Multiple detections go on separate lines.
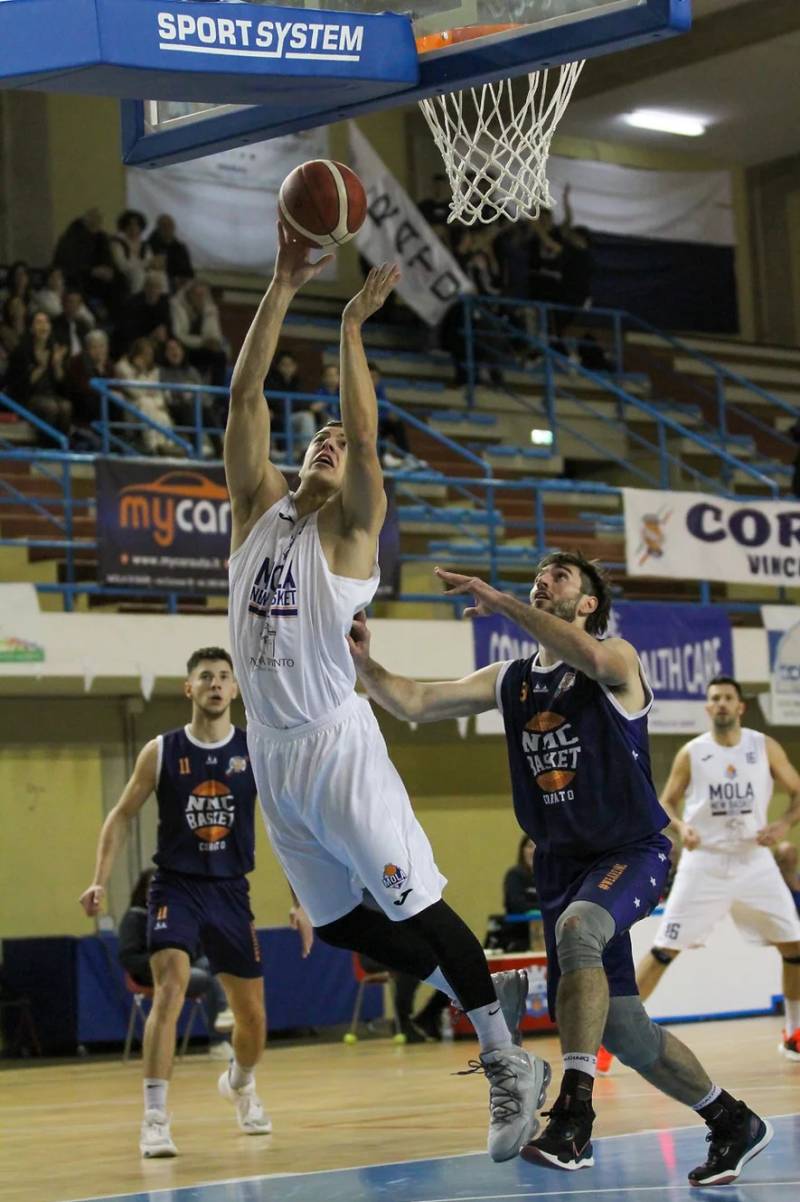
473, 602, 733, 734
96, 458, 400, 599
760, 605, 800, 726
624, 488, 800, 586
348, 122, 473, 326
95, 459, 231, 594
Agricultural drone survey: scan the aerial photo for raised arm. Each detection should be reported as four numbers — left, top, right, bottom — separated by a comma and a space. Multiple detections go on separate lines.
78, 739, 158, 916
347, 610, 501, 722
225, 222, 333, 549
337, 264, 401, 538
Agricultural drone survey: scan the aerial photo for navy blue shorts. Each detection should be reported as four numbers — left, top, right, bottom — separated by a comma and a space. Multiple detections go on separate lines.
147, 869, 262, 979
536, 832, 672, 1018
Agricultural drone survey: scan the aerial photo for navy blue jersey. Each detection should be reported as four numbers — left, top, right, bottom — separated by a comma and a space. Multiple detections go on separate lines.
154, 726, 256, 878
498, 655, 669, 860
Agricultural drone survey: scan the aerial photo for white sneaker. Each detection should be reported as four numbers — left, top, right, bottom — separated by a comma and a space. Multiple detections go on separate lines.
480, 1045, 551, 1163
491, 968, 529, 1047
214, 1008, 235, 1034
139, 1109, 177, 1158
208, 1039, 234, 1061
218, 1069, 272, 1135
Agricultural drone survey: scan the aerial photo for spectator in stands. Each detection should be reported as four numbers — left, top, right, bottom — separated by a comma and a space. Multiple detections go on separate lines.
51, 289, 96, 358
33, 266, 67, 318
370, 361, 413, 469
110, 209, 152, 304
502, 835, 543, 952
115, 336, 178, 455
5, 310, 72, 436
0, 296, 27, 361
4, 260, 33, 310
314, 362, 340, 423
263, 348, 316, 458
66, 328, 115, 432
117, 270, 172, 356
147, 214, 195, 291
119, 869, 234, 1060
170, 280, 227, 387
418, 174, 453, 246
53, 208, 118, 312
529, 208, 564, 306
158, 335, 218, 453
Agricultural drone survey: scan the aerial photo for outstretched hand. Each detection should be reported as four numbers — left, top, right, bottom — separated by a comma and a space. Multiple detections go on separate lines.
434, 566, 505, 618
273, 220, 334, 292
346, 609, 371, 669
343, 263, 401, 326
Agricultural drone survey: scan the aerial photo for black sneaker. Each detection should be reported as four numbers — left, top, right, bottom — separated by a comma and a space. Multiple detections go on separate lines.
520, 1095, 595, 1171
688, 1102, 773, 1187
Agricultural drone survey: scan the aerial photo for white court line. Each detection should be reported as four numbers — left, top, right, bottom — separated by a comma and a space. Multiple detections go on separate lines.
62, 1114, 800, 1202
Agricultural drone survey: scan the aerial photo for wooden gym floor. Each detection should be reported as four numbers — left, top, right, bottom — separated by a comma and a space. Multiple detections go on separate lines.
1, 1016, 798, 1202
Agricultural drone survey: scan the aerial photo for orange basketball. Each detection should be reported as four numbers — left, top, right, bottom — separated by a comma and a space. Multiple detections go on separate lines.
526, 710, 563, 733
537, 770, 575, 792
279, 160, 367, 248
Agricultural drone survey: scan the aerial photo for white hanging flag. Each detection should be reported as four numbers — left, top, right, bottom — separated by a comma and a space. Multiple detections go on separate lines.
348, 123, 473, 327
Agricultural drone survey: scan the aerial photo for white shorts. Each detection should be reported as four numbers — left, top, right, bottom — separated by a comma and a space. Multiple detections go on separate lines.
653, 844, 800, 950
247, 693, 447, 928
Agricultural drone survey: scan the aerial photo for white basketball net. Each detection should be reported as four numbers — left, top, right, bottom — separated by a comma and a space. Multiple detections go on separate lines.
419, 59, 585, 225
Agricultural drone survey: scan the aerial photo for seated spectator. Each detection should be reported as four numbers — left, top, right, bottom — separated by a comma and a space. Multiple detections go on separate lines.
33, 266, 67, 318
370, 361, 413, 469
110, 209, 152, 303
170, 280, 227, 387
115, 337, 178, 455
147, 214, 195, 291
51, 289, 96, 358
418, 174, 453, 247
263, 348, 316, 458
119, 869, 233, 1059
504, 835, 542, 951
66, 328, 116, 432
53, 208, 118, 313
1, 296, 27, 361
117, 270, 172, 356
314, 362, 340, 424
158, 336, 218, 454
5, 310, 72, 435
4, 260, 33, 310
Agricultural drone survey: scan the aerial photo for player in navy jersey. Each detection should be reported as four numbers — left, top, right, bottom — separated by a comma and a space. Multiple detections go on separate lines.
80, 647, 312, 1159
349, 552, 772, 1187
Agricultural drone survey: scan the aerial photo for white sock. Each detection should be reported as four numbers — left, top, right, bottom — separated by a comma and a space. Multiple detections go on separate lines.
143, 1078, 168, 1115
784, 996, 800, 1033
423, 968, 457, 1002
692, 1084, 721, 1111
229, 1060, 255, 1091
563, 1052, 597, 1078
467, 1001, 513, 1053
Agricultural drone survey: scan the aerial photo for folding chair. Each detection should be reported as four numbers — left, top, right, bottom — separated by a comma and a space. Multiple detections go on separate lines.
122, 972, 204, 1062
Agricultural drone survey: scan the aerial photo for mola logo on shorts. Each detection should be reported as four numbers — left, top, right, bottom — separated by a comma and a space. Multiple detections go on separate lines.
382, 863, 407, 889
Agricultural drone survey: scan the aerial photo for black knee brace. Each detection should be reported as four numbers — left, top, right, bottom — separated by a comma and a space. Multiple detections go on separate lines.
316, 904, 438, 981
651, 947, 674, 965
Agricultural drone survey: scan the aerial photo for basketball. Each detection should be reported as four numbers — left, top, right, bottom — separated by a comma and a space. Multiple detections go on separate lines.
278, 160, 367, 248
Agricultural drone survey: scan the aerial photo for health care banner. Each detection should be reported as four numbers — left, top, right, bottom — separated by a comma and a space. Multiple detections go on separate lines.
623, 488, 800, 587
760, 606, 800, 726
95, 458, 400, 597
348, 122, 473, 326
473, 603, 733, 734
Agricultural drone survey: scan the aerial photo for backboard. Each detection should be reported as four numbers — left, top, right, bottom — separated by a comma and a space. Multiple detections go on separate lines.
0, 1, 691, 166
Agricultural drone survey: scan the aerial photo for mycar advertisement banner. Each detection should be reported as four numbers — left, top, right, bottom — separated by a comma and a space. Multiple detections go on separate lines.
473, 602, 733, 735
623, 488, 800, 587
760, 606, 800, 725
95, 458, 400, 598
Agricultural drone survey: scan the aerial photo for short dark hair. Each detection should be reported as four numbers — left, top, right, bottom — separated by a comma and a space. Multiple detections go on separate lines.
186, 647, 233, 675
534, 550, 612, 636
117, 208, 147, 234
707, 675, 743, 700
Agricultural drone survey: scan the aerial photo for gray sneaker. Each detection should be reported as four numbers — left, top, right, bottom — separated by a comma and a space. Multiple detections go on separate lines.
481, 1045, 551, 1163
491, 968, 530, 1047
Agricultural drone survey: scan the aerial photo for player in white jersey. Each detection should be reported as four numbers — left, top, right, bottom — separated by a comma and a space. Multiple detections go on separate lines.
224, 221, 549, 1163
635, 676, 800, 1061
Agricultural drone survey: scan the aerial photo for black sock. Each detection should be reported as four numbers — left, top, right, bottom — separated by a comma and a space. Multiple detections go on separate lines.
697, 1089, 740, 1125
560, 1068, 595, 1105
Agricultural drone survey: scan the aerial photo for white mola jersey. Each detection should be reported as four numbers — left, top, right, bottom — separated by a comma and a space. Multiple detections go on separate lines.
682, 728, 773, 851
228, 494, 379, 729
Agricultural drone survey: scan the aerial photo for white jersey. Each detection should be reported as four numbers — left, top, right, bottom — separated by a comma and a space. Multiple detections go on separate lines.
683, 728, 773, 852
228, 494, 380, 729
